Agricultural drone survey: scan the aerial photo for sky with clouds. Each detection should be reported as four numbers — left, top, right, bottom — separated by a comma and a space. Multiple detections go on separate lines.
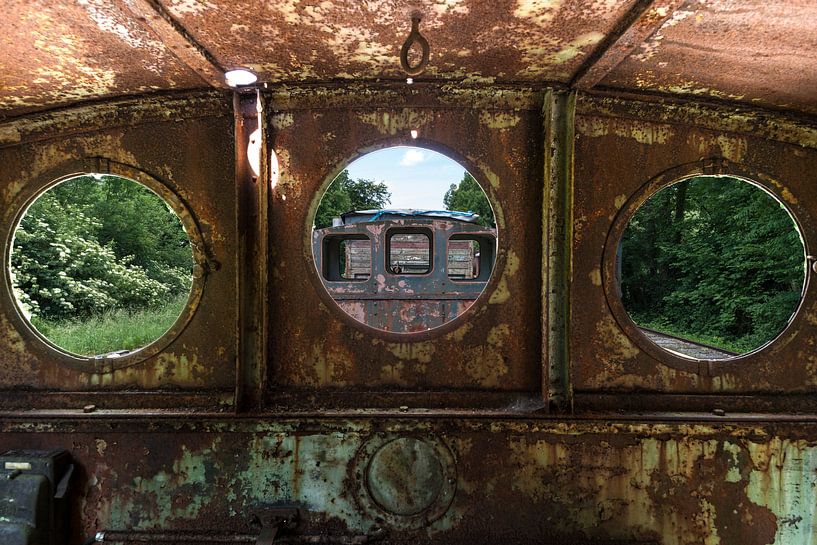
343, 146, 469, 210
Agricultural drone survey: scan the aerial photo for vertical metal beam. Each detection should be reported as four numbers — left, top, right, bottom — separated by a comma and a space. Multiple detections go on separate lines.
542, 89, 576, 412
235, 90, 268, 412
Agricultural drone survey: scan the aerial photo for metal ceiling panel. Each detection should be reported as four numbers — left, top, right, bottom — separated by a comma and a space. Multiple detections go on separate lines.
599, 0, 817, 114
0, 0, 207, 118
161, 0, 637, 83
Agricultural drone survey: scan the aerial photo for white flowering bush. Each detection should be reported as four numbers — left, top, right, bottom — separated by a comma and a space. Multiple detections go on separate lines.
10, 176, 193, 322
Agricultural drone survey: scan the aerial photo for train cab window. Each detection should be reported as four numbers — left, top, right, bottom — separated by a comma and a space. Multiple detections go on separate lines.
617, 175, 806, 360
448, 239, 478, 279
448, 235, 495, 282
322, 235, 371, 281
311, 146, 498, 333
8, 173, 195, 358
388, 232, 431, 275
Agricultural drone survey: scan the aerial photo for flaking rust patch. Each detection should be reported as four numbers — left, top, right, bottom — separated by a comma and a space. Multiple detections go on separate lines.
379, 361, 405, 383
780, 187, 798, 205
546, 32, 605, 65
0, 124, 21, 145
596, 315, 640, 361
274, 148, 302, 199
715, 135, 747, 163
505, 250, 520, 275
308, 341, 349, 386
447, 321, 473, 342
479, 111, 521, 129
589, 267, 602, 286
381, 340, 436, 364
514, 0, 563, 25
460, 345, 509, 387
575, 117, 673, 145
357, 110, 434, 136
271, 112, 295, 130
487, 323, 511, 346
488, 250, 518, 305
488, 277, 510, 304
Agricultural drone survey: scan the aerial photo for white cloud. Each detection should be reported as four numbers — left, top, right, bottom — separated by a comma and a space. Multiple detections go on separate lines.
399, 149, 426, 166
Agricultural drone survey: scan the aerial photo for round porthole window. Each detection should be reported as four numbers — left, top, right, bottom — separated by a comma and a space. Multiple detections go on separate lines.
617, 175, 806, 360
8, 173, 197, 359
311, 146, 498, 334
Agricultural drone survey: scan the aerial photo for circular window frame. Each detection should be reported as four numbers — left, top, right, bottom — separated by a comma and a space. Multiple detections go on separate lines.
1, 159, 209, 372
602, 159, 811, 373
304, 139, 505, 342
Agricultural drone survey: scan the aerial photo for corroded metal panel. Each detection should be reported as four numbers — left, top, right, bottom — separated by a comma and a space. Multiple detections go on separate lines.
0, 0, 207, 119
267, 86, 543, 395
162, 0, 636, 84
0, 95, 237, 399
571, 94, 817, 396
600, 0, 817, 115
2, 417, 816, 545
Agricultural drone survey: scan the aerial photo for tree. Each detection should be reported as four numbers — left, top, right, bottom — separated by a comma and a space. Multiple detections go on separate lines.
443, 172, 495, 227
10, 175, 194, 321
620, 176, 804, 352
314, 170, 391, 228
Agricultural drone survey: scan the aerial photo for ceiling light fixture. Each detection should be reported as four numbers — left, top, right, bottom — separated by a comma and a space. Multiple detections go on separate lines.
225, 68, 258, 88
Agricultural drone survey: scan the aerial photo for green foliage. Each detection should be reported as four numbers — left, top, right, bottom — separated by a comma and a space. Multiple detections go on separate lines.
444, 172, 495, 227
314, 170, 391, 228
10, 175, 193, 322
621, 176, 804, 353
31, 295, 188, 356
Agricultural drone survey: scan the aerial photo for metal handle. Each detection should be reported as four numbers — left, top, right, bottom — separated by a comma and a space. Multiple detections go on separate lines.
400, 14, 430, 77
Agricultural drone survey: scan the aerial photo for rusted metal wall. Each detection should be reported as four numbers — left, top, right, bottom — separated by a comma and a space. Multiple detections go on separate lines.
3, 416, 817, 545
1, 85, 817, 545
572, 94, 817, 404
0, 91, 237, 407
266, 86, 544, 399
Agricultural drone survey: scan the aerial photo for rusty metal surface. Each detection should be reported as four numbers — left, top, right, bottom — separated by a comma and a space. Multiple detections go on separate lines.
267, 86, 542, 395
163, 0, 635, 84
3, 0, 817, 123
2, 416, 817, 544
0, 95, 237, 399
0, 0, 207, 119
571, 94, 817, 396
599, 0, 817, 115
2, 77, 817, 545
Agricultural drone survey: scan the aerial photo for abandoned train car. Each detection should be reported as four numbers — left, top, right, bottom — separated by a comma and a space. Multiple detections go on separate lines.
313, 209, 497, 332
1, 1, 817, 544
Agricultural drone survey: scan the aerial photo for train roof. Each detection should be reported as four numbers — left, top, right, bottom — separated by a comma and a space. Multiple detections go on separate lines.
339, 209, 484, 225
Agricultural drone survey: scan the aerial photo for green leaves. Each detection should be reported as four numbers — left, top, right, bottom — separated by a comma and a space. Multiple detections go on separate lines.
621, 176, 804, 353
443, 172, 494, 227
314, 170, 392, 229
10, 175, 193, 322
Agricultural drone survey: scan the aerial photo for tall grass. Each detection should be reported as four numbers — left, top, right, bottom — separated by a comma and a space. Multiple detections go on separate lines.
31, 295, 189, 357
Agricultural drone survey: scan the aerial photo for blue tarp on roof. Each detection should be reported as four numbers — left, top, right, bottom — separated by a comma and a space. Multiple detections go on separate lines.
340, 209, 481, 224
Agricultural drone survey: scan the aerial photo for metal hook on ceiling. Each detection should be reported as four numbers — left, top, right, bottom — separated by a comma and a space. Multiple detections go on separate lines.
400, 13, 430, 77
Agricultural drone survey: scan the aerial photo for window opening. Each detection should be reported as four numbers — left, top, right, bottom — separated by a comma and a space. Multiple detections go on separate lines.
311, 146, 497, 333
388, 232, 431, 275
447, 235, 496, 282
323, 235, 371, 281
618, 175, 806, 359
9, 173, 195, 358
